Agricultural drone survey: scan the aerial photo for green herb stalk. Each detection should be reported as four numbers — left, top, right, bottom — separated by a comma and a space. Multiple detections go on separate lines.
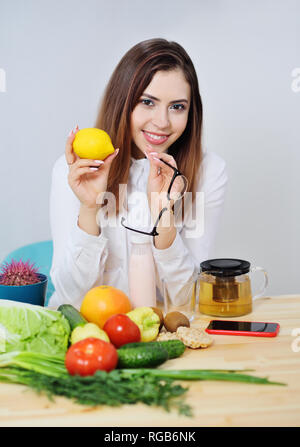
119, 369, 286, 386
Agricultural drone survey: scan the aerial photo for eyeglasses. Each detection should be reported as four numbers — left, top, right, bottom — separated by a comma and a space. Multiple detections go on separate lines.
121, 158, 188, 237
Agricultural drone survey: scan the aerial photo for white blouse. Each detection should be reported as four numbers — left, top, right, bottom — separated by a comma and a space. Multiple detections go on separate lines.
48, 151, 228, 309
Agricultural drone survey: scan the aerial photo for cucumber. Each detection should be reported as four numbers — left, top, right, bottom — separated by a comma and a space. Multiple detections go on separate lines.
117, 344, 168, 368
58, 304, 88, 331
119, 340, 185, 360
156, 340, 185, 359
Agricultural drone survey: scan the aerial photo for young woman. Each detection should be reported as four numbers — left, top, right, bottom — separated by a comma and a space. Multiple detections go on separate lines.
48, 38, 228, 309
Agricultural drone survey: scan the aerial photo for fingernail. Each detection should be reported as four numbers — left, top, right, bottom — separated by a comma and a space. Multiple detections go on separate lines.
153, 156, 160, 162
150, 152, 159, 156
89, 167, 99, 171
68, 129, 73, 137
115, 148, 119, 154
94, 160, 104, 164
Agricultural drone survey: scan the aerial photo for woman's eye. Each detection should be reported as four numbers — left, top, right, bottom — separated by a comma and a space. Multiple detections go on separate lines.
171, 103, 185, 111
141, 99, 153, 106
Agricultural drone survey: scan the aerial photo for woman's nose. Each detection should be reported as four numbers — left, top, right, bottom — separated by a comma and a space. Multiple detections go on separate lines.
152, 107, 170, 129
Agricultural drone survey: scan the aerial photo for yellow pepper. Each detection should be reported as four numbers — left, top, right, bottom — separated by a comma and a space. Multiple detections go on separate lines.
71, 323, 110, 345
126, 307, 160, 342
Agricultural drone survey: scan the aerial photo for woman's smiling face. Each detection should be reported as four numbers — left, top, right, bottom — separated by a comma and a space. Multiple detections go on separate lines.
130, 68, 191, 155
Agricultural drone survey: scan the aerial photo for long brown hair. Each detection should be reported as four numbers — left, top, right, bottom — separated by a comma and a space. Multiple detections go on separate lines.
95, 38, 203, 215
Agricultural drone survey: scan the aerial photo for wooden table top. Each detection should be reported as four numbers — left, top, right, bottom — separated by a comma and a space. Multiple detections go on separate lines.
0, 294, 299, 427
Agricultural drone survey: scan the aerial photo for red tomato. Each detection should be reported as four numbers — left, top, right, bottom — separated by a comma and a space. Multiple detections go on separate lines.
65, 337, 118, 376
103, 314, 141, 348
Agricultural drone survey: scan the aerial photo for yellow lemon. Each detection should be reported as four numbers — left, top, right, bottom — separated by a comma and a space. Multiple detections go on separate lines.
73, 128, 115, 160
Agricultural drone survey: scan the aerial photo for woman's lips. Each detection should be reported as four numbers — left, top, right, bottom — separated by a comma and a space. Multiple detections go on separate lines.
142, 130, 169, 145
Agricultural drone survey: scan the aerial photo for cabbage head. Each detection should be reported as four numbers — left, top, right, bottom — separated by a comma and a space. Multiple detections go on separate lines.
0, 300, 70, 355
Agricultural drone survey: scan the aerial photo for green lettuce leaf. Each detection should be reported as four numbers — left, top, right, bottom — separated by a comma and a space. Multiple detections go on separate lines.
0, 300, 70, 355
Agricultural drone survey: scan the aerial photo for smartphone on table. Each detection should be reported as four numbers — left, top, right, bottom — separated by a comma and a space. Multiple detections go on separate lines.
205, 320, 280, 337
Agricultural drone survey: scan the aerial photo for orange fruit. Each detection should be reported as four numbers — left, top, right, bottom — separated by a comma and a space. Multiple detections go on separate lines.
80, 285, 132, 328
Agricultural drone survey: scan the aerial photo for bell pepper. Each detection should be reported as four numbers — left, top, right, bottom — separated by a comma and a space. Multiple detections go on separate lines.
71, 323, 110, 345
126, 307, 160, 342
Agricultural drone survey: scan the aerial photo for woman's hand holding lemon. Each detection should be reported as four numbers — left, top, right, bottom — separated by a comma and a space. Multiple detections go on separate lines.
66, 127, 119, 209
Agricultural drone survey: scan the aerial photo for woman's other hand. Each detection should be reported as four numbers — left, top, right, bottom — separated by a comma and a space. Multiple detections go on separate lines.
66, 126, 119, 209
144, 144, 178, 221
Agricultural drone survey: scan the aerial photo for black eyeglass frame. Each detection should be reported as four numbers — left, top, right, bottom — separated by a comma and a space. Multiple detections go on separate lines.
121, 159, 188, 237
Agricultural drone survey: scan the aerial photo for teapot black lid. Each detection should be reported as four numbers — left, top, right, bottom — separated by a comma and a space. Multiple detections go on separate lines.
200, 258, 250, 277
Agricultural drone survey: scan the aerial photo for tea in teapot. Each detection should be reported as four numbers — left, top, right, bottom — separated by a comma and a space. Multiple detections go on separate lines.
199, 259, 268, 317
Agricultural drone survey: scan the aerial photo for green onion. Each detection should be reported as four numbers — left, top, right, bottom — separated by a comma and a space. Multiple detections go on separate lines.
0, 351, 66, 377
118, 368, 286, 386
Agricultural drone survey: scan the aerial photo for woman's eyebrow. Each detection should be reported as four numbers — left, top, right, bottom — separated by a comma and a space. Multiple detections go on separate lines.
142, 93, 189, 104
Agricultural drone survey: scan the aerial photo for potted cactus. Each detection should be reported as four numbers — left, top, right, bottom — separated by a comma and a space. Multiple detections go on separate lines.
0, 259, 48, 306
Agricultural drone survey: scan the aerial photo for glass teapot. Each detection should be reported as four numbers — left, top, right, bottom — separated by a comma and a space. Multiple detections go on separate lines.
198, 258, 268, 317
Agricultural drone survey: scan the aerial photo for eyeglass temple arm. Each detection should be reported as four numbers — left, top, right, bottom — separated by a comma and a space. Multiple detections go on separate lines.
153, 207, 168, 227
151, 207, 168, 241
160, 158, 179, 174
121, 216, 160, 237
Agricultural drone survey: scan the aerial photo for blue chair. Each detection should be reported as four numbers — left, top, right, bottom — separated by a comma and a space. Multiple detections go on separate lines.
1, 240, 55, 306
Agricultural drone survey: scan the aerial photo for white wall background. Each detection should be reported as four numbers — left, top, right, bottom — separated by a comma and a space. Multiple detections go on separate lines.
0, 0, 299, 295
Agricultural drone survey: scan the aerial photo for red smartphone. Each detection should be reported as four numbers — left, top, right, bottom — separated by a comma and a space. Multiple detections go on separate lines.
205, 320, 280, 337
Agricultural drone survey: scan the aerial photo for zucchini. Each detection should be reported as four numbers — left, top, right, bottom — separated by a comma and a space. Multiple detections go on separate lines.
117, 344, 168, 368
119, 340, 185, 360
58, 304, 87, 331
